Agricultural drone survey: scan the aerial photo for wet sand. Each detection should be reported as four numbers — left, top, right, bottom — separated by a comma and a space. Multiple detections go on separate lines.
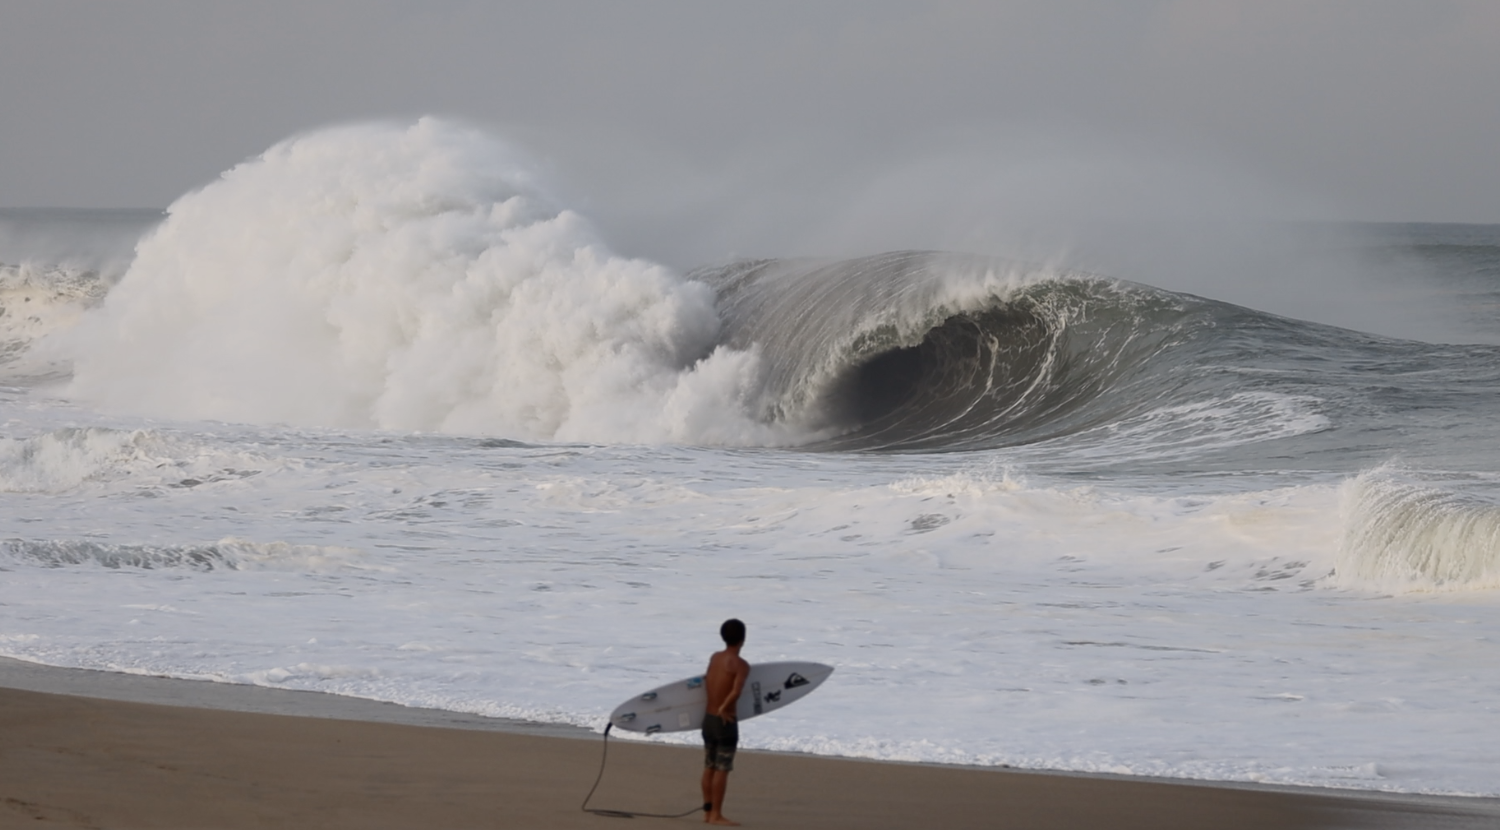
2, 658, 1497, 829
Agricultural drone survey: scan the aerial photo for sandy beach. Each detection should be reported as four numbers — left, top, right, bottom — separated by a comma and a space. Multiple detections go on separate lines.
2, 659, 1497, 829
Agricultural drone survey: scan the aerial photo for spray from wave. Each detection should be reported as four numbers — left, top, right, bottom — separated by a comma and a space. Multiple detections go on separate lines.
63, 119, 779, 445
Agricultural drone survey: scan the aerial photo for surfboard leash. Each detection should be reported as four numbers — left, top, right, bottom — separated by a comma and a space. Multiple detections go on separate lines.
581, 723, 707, 820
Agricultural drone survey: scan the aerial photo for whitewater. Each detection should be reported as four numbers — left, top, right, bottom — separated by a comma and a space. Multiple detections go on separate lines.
3, 119, 1500, 796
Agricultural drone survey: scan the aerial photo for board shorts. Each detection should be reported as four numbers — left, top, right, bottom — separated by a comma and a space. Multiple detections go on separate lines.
701, 714, 738, 772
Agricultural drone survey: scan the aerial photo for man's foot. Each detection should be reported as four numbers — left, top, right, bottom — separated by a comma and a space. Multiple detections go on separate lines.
706, 815, 740, 826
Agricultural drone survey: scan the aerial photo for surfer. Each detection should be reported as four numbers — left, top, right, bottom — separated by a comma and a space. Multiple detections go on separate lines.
701, 618, 748, 826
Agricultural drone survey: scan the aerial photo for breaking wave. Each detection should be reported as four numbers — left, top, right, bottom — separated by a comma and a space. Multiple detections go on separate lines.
699, 252, 1256, 450
0, 428, 269, 493
1336, 468, 1500, 592
3, 119, 1369, 454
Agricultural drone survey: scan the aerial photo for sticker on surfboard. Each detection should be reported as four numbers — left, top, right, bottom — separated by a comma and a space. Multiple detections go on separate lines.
609, 661, 833, 734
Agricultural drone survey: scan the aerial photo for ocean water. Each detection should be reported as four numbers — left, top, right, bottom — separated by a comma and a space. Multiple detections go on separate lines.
3, 120, 1499, 796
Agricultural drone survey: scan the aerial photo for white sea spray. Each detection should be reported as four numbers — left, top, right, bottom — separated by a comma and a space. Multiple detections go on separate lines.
62, 120, 783, 445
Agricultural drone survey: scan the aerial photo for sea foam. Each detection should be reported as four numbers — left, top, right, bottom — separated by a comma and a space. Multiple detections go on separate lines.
0, 537, 367, 573
0, 428, 269, 494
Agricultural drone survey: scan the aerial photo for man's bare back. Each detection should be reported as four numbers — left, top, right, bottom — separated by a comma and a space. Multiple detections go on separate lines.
705, 648, 749, 721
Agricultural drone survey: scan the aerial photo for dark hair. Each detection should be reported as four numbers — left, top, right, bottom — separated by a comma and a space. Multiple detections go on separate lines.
720, 618, 746, 647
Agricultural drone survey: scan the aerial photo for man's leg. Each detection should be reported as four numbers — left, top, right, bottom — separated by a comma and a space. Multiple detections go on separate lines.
707, 769, 738, 826
701, 766, 713, 817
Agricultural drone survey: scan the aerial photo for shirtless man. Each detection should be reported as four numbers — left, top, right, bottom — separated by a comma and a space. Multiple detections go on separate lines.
701, 618, 749, 826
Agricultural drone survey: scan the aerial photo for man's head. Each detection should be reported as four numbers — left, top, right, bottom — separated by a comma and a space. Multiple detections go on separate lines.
720, 618, 746, 647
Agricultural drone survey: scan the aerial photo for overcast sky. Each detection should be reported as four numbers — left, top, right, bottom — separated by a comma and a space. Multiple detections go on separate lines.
3, 1, 1497, 265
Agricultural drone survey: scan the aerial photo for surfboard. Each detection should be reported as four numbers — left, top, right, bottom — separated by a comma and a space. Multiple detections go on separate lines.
609, 661, 833, 734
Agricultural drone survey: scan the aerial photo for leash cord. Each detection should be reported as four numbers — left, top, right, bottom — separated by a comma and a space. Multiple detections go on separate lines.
581, 723, 706, 820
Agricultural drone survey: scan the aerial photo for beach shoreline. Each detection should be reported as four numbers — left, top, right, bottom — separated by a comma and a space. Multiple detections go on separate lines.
4, 656, 1498, 829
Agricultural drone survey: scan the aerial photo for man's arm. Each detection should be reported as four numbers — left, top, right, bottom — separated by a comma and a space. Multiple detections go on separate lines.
716, 659, 749, 720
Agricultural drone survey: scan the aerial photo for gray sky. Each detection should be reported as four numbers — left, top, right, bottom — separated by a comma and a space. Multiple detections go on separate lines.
3, 1, 1498, 265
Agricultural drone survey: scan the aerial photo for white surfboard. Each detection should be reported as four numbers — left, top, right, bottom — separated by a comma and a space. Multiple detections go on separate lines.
609, 661, 833, 735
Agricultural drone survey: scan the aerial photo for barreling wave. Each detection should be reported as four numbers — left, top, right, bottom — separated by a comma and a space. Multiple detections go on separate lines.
698, 252, 1226, 450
